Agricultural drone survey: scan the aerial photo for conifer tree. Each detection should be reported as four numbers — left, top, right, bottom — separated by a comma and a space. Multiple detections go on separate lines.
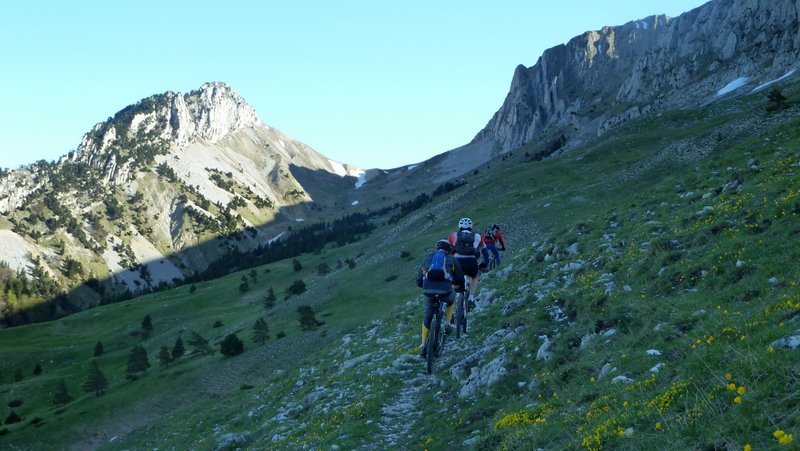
297, 305, 324, 331
249, 269, 258, 284
52, 379, 73, 406
188, 331, 214, 356
126, 345, 150, 379
252, 318, 270, 344
263, 288, 277, 310
239, 276, 249, 293
83, 360, 108, 397
292, 258, 302, 272
157, 345, 172, 367
172, 336, 185, 360
141, 314, 153, 337
32, 363, 42, 376
767, 87, 788, 111
94, 340, 104, 357
285, 279, 306, 297
220, 333, 244, 357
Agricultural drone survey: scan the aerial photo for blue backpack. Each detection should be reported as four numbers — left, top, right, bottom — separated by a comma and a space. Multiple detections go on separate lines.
425, 250, 452, 281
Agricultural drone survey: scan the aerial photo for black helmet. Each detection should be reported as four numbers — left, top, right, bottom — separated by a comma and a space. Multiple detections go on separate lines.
492, 223, 500, 229
435, 239, 453, 253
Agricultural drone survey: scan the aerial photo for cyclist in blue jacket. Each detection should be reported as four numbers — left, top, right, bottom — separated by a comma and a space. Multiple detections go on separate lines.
416, 239, 465, 357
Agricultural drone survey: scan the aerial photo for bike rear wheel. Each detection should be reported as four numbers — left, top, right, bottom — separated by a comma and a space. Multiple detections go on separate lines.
426, 314, 439, 374
455, 294, 463, 339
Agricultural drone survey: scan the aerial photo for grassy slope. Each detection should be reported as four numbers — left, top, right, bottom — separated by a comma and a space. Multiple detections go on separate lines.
1, 82, 800, 450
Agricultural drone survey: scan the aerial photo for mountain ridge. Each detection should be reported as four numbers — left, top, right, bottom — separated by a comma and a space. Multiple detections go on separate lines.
471, 0, 800, 156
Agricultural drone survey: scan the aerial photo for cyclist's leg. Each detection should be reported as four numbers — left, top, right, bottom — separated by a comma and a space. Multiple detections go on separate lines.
480, 246, 490, 266
444, 292, 455, 331
445, 292, 455, 322
421, 295, 434, 352
489, 243, 501, 266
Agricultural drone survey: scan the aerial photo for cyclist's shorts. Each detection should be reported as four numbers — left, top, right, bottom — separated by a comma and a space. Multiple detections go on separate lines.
456, 257, 479, 278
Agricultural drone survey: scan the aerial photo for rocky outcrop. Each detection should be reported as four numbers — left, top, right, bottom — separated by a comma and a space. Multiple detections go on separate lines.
473, 0, 800, 154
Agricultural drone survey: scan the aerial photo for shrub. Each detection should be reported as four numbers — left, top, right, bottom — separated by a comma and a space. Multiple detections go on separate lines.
4, 412, 21, 424
220, 334, 244, 357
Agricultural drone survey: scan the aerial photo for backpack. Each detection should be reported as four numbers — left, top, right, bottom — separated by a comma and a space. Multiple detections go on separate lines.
424, 250, 452, 281
454, 230, 476, 256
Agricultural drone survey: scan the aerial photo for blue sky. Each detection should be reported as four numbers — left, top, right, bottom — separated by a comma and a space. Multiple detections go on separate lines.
0, 0, 709, 170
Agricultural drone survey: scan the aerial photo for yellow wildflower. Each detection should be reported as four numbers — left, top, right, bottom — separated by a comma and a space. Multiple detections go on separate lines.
724, 373, 733, 380
779, 434, 793, 445
733, 396, 742, 404
737, 386, 746, 395
727, 383, 737, 391
775, 430, 785, 439
744, 443, 752, 451
655, 422, 663, 430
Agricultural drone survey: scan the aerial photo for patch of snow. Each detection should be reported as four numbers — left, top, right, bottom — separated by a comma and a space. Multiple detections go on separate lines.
351, 200, 359, 206
295, 218, 305, 222
269, 232, 286, 244
328, 159, 348, 177
717, 77, 748, 96
354, 172, 367, 189
752, 69, 797, 93
406, 164, 418, 171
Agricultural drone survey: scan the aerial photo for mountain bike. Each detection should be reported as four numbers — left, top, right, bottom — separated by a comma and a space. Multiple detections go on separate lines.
454, 278, 470, 339
485, 253, 498, 272
425, 293, 449, 374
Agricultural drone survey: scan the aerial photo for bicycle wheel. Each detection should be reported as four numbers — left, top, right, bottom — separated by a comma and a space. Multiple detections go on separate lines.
455, 294, 463, 339
425, 323, 439, 374
461, 297, 468, 335
488, 256, 497, 271
436, 313, 446, 357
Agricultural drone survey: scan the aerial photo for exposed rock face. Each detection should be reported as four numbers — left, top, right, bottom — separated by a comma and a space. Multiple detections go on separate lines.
0, 82, 364, 304
472, 0, 800, 154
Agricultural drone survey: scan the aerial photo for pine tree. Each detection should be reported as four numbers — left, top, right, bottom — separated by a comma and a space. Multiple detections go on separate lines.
263, 288, 277, 310
94, 340, 104, 357
52, 379, 73, 406
172, 337, 185, 360
297, 305, 324, 331
292, 258, 302, 272
157, 345, 172, 367
187, 331, 214, 356
83, 360, 108, 397
767, 87, 788, 111
220, 333, 244, 357
249, 269, 258, 284
239, 276, 249, 293
285, 279, 306, 297
252, 318, 270, 344
125, 345, 150, 380
32, 363, 42, 376
141, 314, 153, 337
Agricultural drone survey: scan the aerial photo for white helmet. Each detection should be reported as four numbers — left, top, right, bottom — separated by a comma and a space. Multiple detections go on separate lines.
458, 217, 473, 229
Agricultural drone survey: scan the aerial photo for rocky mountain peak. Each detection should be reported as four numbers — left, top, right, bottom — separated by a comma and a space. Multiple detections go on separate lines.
70, 81, 263, 183
472, 0, 800, 156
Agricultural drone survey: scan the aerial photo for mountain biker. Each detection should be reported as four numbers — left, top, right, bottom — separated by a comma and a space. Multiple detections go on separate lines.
416, 239, 465, 357
481, 223, 506, 268
448, 217, 485, 310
